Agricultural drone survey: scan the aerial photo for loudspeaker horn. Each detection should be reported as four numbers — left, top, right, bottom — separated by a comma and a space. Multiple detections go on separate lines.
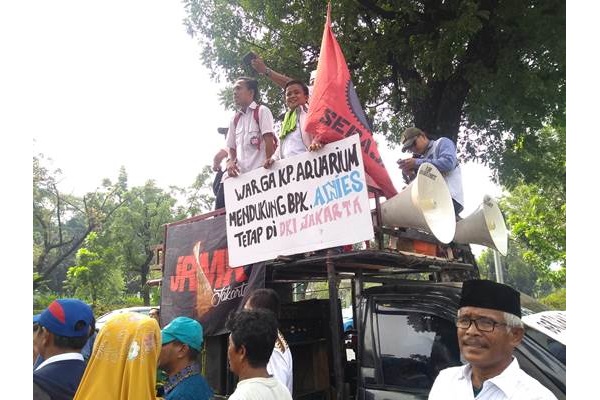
453, 195, 508, 255
381, 162, 456, 243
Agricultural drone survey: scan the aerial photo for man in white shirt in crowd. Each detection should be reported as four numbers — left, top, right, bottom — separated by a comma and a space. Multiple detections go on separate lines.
428, 280, 557, 400
225, 77, 276, 178
226, 309, 292, 400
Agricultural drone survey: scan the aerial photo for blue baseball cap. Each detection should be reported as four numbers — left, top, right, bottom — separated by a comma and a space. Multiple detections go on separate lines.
161, 317, 203, 351
33, 299, 94, 338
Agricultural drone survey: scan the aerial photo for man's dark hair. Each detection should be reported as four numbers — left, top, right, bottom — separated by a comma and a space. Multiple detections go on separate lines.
226, 309, 278, 368
237, 77, 260, 102
51, 320, 89, 350
172, 340, 200, 362
284, 80, 309, 96
245, 288, 280, 318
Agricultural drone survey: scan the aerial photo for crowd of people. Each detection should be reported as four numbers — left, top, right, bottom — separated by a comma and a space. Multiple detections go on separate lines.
33, 280, 558, 400
32, 289, 292, 400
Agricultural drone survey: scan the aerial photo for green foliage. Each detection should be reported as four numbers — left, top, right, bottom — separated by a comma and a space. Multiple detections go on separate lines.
65, 232, 125, 307
492, 117, 565, 288
304, 279, 352, 308
33, 292, 60, 315
476, 241, 558, 298
170, 165, 216, 219
33, 154, 218, 305
105, 180, 178, 305
538, 288, 566, 311
496, 115, 565, 191
90, 296, 148, 318
33, 154, 126, 289
501, 184, 565, 280
183, 0, 565, 170
150, 286, 162, 305
477, 240, 561, 298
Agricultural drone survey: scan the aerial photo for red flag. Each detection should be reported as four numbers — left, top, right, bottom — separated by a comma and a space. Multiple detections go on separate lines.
304, 3, 398, 199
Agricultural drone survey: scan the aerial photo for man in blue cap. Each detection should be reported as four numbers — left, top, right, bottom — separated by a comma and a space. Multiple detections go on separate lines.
33, 298, 94, 400
159, 316, 213, 400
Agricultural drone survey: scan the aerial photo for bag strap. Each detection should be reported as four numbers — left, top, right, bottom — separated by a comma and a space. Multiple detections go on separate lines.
233, 104, 261, 132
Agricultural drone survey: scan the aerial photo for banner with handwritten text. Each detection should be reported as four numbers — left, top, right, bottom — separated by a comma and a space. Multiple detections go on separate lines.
224, 135, 374, 266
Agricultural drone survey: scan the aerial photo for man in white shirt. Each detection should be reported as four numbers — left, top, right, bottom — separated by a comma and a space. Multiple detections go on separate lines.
226, 309, 292, 400
225, 77, 276, 178
428, 280, 557, 400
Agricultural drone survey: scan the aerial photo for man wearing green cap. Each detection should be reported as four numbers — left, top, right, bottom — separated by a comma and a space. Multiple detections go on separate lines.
159, 316, 213, 400
398, 127, 464, 216
428, 280, 557, 399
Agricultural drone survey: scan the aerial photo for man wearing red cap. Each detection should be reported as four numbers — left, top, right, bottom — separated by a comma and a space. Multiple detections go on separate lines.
33, 298, 94, 400
428, 280, 557, 400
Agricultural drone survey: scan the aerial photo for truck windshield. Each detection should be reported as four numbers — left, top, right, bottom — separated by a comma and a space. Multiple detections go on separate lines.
373, 303, 462, 390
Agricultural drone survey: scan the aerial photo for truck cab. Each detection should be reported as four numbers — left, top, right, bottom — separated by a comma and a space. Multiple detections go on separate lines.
159, 191, 565, 399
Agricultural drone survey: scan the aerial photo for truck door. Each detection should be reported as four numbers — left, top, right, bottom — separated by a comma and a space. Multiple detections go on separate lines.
358, 298, 461, 400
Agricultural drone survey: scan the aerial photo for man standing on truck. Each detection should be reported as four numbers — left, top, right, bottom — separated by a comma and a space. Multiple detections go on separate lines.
428, 280, 557, 400
225, 77, 276, 179
397, 127, 464, 216
226, 310, 292, 400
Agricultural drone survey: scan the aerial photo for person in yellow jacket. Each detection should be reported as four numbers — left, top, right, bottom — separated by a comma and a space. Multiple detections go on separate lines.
73, 312, 162, 400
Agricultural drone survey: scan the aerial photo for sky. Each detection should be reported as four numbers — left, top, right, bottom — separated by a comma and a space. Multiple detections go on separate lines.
2, 1, 590, 393
23, 1, 500, 216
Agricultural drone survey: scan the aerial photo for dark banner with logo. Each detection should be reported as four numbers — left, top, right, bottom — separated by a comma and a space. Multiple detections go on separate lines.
161, 215, 265, 336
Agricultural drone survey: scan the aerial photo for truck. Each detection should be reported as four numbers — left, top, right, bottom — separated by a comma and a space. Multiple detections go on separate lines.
158, 180, 565, 400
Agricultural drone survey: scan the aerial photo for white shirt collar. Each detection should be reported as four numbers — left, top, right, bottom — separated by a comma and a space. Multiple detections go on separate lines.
240, 101, 258, 113
485, 357, 521, 398
459, 357, 520, 398
35, 352, 84, 371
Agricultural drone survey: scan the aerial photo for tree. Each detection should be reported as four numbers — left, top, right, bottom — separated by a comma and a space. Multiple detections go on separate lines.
501, 183, 565, 287
107, 180, 178, 305
489, 116, 565, 287
477, 240, 554, 297
494, 113, 565, 190
539, 288, 565, 310
170, 165, 216, 219
65, 232, 124, 308
183, 0, 564, 167
33, 155, 126, 289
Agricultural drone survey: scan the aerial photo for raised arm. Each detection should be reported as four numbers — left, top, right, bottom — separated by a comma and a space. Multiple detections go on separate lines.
250, 56, 293, 89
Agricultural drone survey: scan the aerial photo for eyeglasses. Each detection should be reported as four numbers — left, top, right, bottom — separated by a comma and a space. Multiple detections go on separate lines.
456, 316, 507, 333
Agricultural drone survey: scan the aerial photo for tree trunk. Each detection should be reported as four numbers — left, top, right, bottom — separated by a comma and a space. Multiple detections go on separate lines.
140, 250, 154, 306
413, 77, 470, 142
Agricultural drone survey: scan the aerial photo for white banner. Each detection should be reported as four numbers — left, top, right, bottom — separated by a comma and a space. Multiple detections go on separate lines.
224, 135, 374, 266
